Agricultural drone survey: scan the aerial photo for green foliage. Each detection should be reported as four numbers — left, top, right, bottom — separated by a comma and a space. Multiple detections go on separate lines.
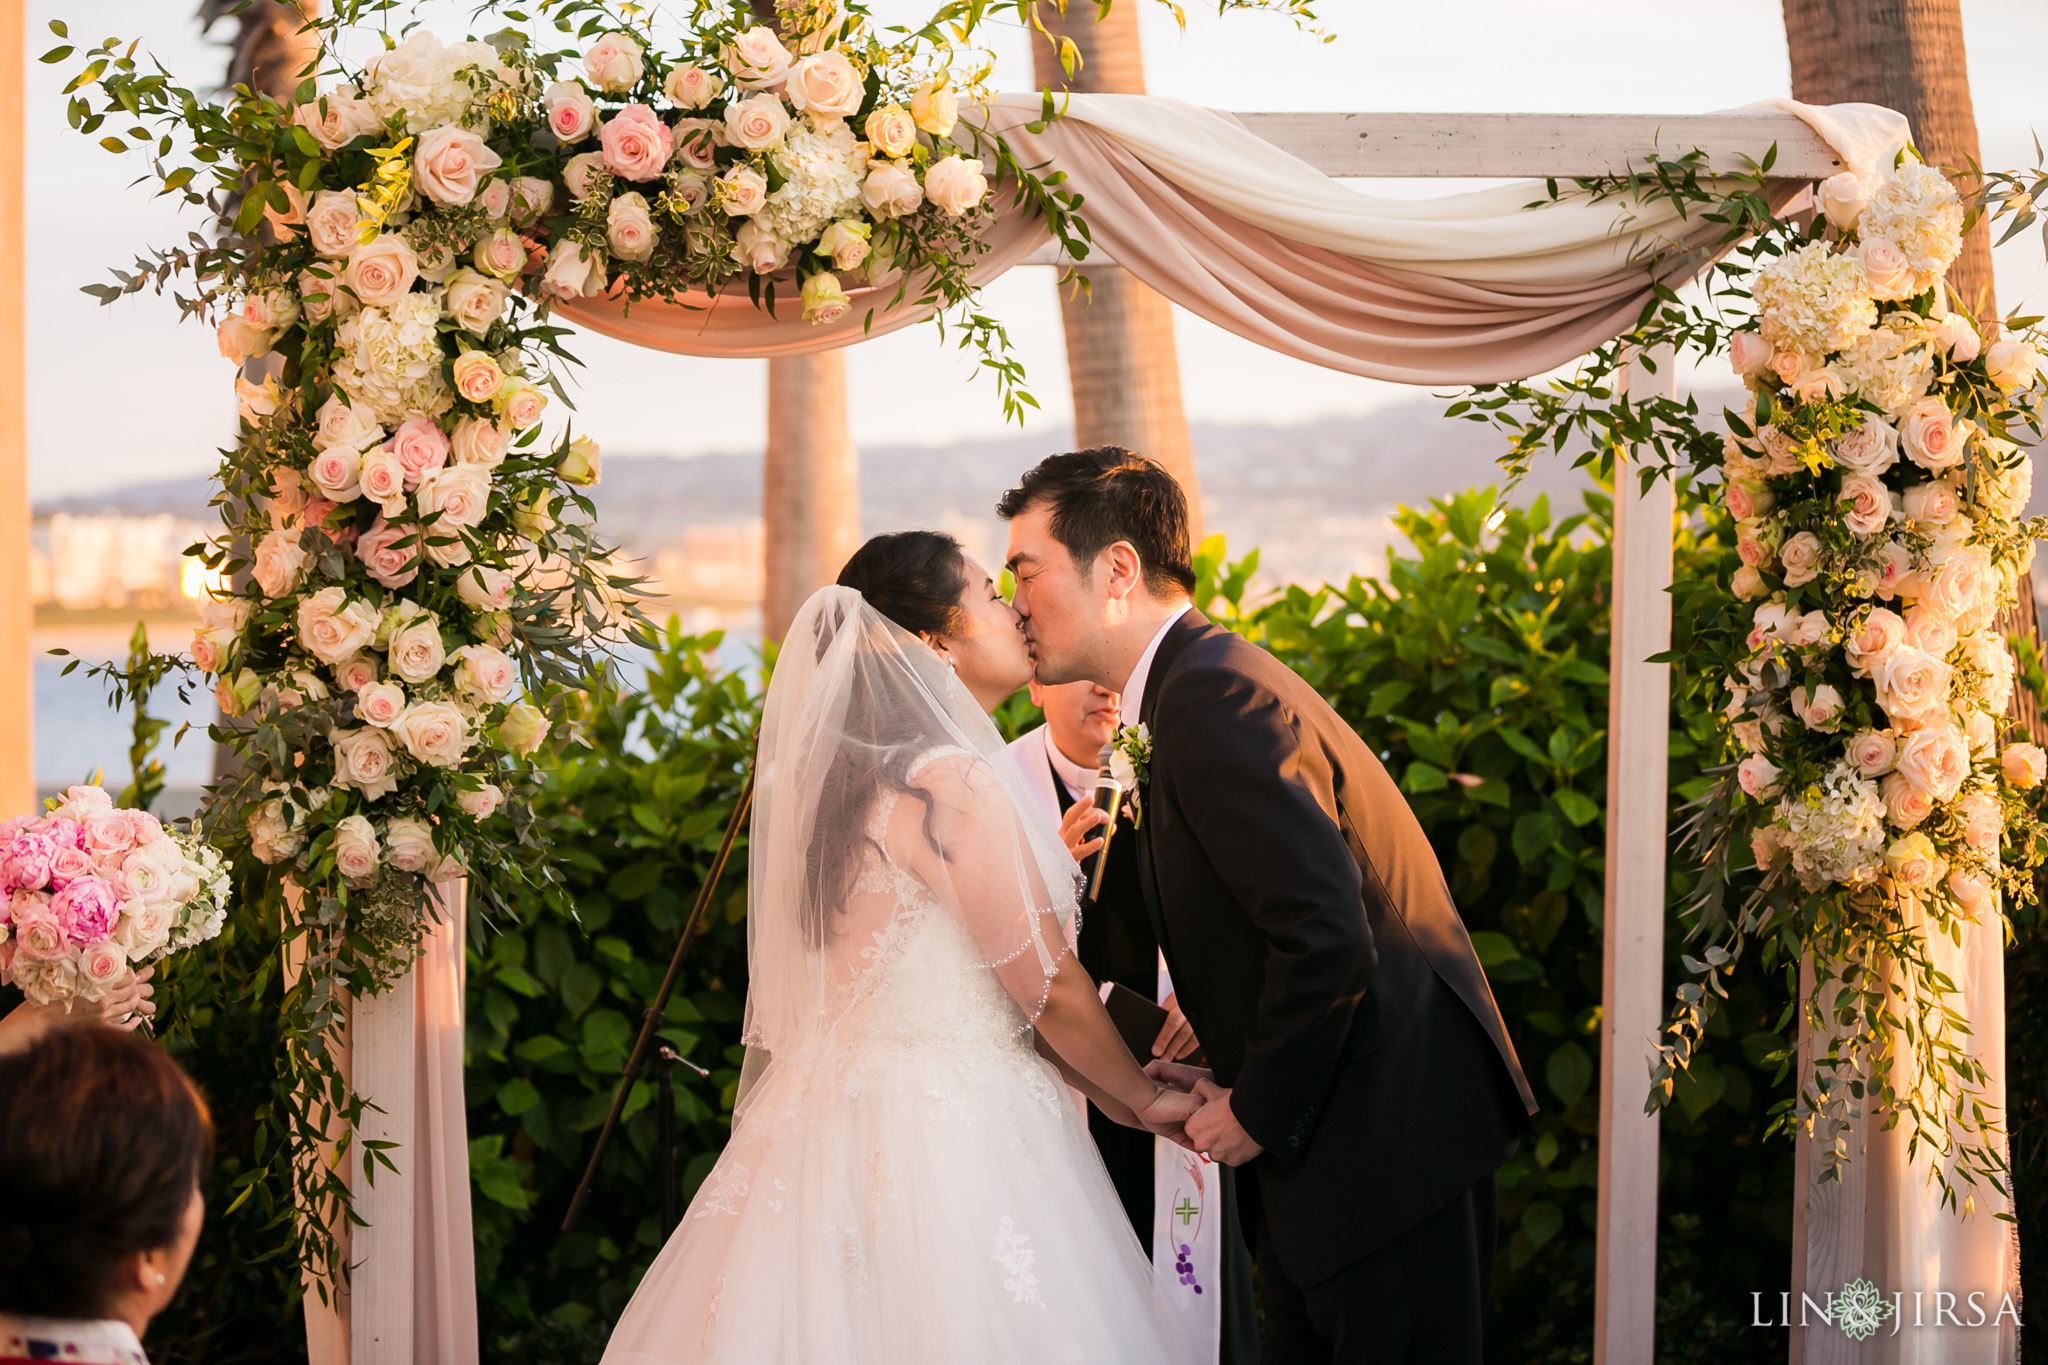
461, 620, 760, 1356
1196, 486, 1791, 1362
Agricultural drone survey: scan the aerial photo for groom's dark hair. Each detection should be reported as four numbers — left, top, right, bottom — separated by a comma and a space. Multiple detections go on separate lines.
996, 447, 1196, 597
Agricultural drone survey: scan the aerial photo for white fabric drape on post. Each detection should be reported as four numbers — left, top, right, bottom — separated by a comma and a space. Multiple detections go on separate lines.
298, 881, 479, 1365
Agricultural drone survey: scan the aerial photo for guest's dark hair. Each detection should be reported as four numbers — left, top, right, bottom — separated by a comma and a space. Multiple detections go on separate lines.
995, 447, 1195, 596
807, 530, 971, 947
0, 1026, 212, 1319
835, 530, 970, 640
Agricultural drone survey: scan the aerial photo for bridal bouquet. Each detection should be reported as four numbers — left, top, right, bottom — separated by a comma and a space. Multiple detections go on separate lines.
1669, 155, 2048, 1199
0, 785, 230, 1008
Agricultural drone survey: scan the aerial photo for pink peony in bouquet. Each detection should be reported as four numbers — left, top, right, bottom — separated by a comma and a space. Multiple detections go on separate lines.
0, 784, 230, 1008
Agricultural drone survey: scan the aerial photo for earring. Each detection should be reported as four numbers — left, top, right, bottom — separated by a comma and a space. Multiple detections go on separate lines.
154, 1271, 168, 1286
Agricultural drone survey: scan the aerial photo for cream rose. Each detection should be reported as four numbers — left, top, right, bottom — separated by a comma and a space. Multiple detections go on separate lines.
541, 240, 607, 301
1730, 565, 1766, 600
664, 64, 723, 110
354, 680, 406, 728
1882, 773, 1935, 828
388, 615, 448, 685
1777, 530, 1824, 587
1947, 867, 1994, 916
910, 81, 958, 137
394, 701, 470, 768
306, 189, 364, 257
724, 27, 793, 90
445, 269, 510, 336
923, 155, 987, 217
512, 176, 555, 225
413, 125, 503, 207
345, 235, 419, 308
1922, 546, 1994, 625
1897, 723, 1971, 802
334, 652, 379, 693
1957, 789, 2003, 852
785, 51, 864, 119
2002, 741, 2046, 789
1848, 729, 1897, 777
817, 219, 871, 270
450, 351, 504, 404
1932, 311, 1982, 362
473, 228, 527, 281
864, 105, 918, 160
1838, 473, 1892, 536
297, 588, 379, 664
417, 462, 492, 530
500, 702, 552, 757
557, 436, 600, 487
584, 32, 645, 94
458, 783, 504, 821
458, 564, 514, 611
672, 118, 724, 171
384, 817, 437, 873
358, 447, 408, 517
308, 445, 363, 502
451, 644, 518, 704
562, 151, 609, 203
1792, 684, 1845, 732
1904, 604, 1958, 659
1902, 481, 1958, 524
452, 416, 510, 468
1857, 236, 1917, 300
333, 814, 381, 882
1873, 645, 1953, 727
1873, 541, 1912, 600
800, 272, 851, 325
1884, 831, 1946, 890
252, 529, 308, 599
296, 89, 380, 152
499, 380, 548, 430
735, 219, 789, 274
1832, 416, 1900, 475
607, 192, 658, 263
718, 165, 769, 217
1899, 395, 1963, 471
1985, 337, 2040, 393
1817, 172, 1868, 230
313, 393, 383, 451
601, 104, 674, 182
1737, 754, 1783, 800
330, 727, 398, 801
217, 315, 271, 363
724, 94, 791, 152
861, 160, 924, 219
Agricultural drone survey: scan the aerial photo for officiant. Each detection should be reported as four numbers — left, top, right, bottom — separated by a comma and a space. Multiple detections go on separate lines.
1008, 679, 1257, 1365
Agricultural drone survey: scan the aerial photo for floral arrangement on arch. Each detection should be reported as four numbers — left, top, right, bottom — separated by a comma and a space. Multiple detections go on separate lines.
1657, 156, 2048, 1208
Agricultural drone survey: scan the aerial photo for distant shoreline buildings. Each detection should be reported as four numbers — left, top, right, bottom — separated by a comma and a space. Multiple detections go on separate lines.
30, 513, 216, 613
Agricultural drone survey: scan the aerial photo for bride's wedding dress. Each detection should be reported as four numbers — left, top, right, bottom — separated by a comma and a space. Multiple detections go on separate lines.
601, 588, 1189, 1365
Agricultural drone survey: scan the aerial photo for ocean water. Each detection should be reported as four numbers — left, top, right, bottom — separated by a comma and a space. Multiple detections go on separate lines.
34, 647, 218, 789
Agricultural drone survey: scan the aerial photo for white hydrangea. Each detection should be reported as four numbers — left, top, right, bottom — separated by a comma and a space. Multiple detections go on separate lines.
1753, 241, 1877, 358
1862, 163, 1964, 282
1832, 315, 1935, 416
759, 115, 869, 247
1780, 759, 1887, 889
161, 834, 231, 958
334, 294, 454, 425
362, 32, 510, 134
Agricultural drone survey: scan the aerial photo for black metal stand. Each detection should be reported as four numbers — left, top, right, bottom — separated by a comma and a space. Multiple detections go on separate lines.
656, 1046, 679, 1237
561, 767, 754, 1236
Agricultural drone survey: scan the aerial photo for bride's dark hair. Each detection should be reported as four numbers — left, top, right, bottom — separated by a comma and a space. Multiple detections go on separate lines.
802, 532, 970, 947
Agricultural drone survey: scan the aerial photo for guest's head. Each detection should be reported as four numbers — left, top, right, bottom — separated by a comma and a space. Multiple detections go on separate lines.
0, 1026, 211, 1336
837, 530, 1031, 714
998, 448, 1194, 687
1030, 678, 1122, 766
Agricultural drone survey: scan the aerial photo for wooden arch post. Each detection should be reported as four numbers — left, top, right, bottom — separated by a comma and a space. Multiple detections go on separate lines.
0, 0, 27, 816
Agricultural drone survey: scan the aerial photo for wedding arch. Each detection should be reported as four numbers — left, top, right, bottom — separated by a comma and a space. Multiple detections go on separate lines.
17, 2, 2046, 1362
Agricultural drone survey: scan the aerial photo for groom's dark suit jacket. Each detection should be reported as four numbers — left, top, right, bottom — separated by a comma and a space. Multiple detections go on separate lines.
1133, 609, 1539, 1289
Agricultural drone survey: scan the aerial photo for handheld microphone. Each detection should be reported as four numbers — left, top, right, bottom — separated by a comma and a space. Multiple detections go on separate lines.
1087, 743, 1123, 904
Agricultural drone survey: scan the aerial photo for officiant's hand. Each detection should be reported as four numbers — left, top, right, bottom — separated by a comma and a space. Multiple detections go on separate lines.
1185, 1080, 1265, 1166
1058, 801, 1110, 864
1152, 993, 1199, 1061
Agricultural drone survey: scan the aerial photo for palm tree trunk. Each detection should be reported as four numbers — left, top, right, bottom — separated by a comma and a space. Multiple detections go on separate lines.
1031, 4, 1203, 540
761, 353, 862, 639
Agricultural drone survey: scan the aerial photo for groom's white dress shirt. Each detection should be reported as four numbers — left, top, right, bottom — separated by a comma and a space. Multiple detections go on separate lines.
1117, 606, 1195, 729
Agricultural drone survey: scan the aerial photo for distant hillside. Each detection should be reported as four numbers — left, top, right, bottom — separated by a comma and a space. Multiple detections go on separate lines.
35, 396, 1753, 590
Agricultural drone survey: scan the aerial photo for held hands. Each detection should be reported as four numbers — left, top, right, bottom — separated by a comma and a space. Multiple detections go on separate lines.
1134, 1082, 1203, 1149
1144, 1060, 1266, 1167
1058, 801, 1110, 865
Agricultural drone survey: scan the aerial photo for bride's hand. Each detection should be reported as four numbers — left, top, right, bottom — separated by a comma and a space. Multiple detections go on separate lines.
1144, 1059, 1212, 1093
1135, 1083, 1202, 1148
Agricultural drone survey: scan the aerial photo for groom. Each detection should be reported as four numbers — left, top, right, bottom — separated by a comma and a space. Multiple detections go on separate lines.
1000, 448, 1539, 1364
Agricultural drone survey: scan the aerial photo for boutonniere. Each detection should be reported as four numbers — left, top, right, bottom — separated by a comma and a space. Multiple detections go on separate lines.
1109, 723, 1152, 826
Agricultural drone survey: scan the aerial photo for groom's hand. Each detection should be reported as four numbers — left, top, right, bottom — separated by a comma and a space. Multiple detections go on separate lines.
1144, 1059, 1211, 1093
1185, 1080, 1265, 1166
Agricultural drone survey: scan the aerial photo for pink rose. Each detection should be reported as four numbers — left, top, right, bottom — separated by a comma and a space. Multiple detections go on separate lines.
330, 727, 398, 801
78, 942, 130, 996
355, 680, 407, 728
500, 382, 548, 430
478, 179, 512, 221
445, 270, 510, 337
1884, 832, 1946, 890
1899, 396, 1963, 471
1737, 754, 1782, 800
473, 228, 527, 281
384, 817, 438, 873
298, 586, 379, 664
784, 51, 864, 119
458, 564, 514, 610
2002, 742, 2046, 789
452, 417, 510, 468
666, 64, 724, 110
1904, 604, 1958, 660
600, 104, 674, 182
1791, 684, 1844, 731
417, 463, 492, 531
734, 219, 788, 274
355, 518, 421, 589
334, 653, 380, 693
52, 876, 120, 944
1847, 729, 1897, 777
306, 189, 363, 258
252, 529, 309, 599
1730, 565, 1766, 600
450, 644, 518, 704
332, 815, 381, 883
1874, 646, 1953, 728
83, 810, 135, 856
359, 447, 407, 514
11, 904, 69, 962
563, 151, 609, 203
1882, 772, 1934, 827
511, 176, 555, 225
452, 351, 504, 403
672, 119, 723, 171
385, 416, 452, 489
1902, 482, 1958, 524
1896, 724, 1970, 803
345, 235, 419, 308
545, 81, 597, 143
458, 783, 504, 820
1957, 789, 2003, 852
309, 446, 364, 501
1729, 331, 1772, 377
1873, 541, 1912, 600
394, 701, 470, 767
413, 125, 503, 207
1838, 473, 1891, 536
607, 193, 657, 264
1933, 312, 1982, 362
718, 166, 769, 218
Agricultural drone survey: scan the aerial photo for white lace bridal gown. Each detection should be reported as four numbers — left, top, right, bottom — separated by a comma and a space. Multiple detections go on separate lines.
600, 753, 1192, 1365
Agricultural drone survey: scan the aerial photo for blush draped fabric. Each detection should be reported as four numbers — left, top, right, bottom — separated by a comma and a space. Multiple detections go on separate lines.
553, 95, 1908, 385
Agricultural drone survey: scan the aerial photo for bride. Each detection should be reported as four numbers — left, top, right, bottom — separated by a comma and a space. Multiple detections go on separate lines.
601, 531, 1201, 1365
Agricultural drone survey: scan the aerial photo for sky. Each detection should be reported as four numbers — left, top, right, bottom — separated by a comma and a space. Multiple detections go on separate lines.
25, 0, 2048, 499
